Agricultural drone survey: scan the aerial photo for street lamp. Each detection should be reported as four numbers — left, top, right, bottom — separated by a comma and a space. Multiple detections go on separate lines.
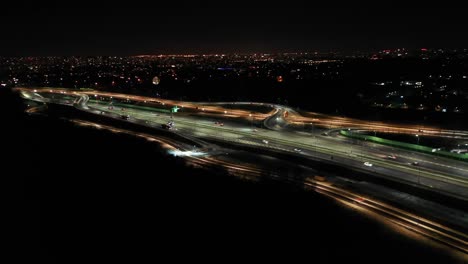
416, 134, 420, 144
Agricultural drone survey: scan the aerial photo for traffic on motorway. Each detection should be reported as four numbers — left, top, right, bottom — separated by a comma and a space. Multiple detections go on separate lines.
16, 87, 468, 255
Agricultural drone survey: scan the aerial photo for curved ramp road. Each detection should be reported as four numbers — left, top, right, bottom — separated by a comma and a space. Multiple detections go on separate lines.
17, 87, 468, 197
15, 87, 468, 255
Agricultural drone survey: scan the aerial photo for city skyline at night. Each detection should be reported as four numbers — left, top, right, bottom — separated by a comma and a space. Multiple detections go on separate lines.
8, 1, 468, 263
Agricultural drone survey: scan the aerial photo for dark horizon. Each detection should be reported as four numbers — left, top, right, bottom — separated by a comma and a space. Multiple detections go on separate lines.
2, 48, 464, 58
2, 1, 468, 56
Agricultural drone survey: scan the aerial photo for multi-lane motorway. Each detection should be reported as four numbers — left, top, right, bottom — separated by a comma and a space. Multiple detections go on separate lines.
18, 87, 468, 197
16, 87, 468, 255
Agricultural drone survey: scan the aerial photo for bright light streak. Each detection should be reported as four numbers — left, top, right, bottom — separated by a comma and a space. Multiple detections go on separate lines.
168, 149, 206, 157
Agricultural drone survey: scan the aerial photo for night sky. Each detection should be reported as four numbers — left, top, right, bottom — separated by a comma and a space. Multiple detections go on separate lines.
2, 1, 468, 56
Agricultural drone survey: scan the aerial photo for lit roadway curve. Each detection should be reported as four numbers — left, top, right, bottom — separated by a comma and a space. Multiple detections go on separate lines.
17, 87, 468, 201
69, 119, 468, 255
70, 119, 468, 255
16, 87, 468, 256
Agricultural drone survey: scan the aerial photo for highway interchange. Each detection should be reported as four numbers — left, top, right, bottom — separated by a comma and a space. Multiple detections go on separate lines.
16, 87, 468, 256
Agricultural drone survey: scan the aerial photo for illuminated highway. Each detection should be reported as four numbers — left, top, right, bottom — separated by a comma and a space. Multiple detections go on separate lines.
15, 87, 468, 256
18, 87, 468, 196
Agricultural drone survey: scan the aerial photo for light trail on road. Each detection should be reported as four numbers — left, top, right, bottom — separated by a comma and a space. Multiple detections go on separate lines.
19, 87, 468, 139
68, 119, 468, 256
16, 87, 468, 257
18, 87, 468, 195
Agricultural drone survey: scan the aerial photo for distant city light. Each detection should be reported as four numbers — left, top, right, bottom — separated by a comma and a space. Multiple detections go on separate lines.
152, 76, 160, 85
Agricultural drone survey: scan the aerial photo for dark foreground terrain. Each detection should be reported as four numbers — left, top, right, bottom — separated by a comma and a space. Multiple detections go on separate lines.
4, 89, 462, 263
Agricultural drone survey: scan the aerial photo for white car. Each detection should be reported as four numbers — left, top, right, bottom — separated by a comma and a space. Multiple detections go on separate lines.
294, 148, 302, 152
262, 140, 269, 144
363, 162, 373, 167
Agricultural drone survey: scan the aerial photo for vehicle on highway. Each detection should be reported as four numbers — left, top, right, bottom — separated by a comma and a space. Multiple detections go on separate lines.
450, 149, 467, 154
294, 148, 302, 152
161, 124, 172, 129
386, 155, 397, 160
120, 115, 130, 120
411, 161, 419, 166
363, 162, 373, 167
162, 121, 175, 130
262, 140, 269, 144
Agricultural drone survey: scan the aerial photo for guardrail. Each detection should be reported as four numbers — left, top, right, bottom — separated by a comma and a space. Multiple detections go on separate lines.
340, 130, 468, 162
